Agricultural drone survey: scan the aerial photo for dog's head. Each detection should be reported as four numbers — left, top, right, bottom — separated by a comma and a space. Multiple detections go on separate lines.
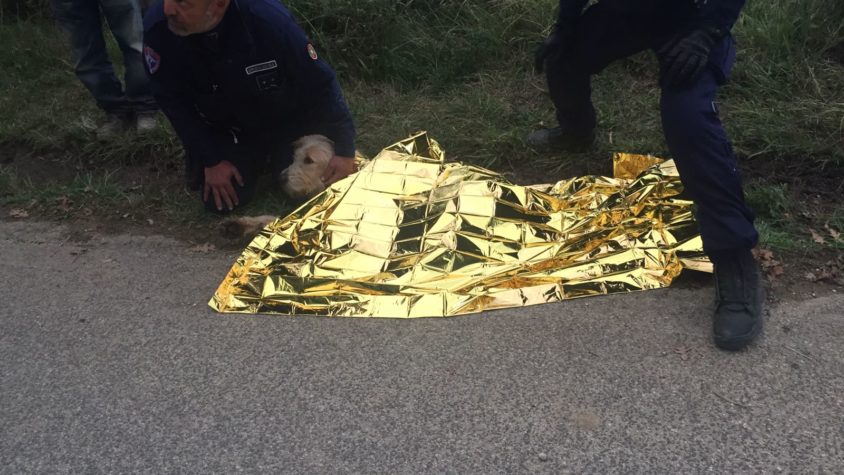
279, 134, 334, 200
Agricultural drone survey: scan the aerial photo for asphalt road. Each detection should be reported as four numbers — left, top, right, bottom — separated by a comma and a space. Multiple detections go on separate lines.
1, 221, 842, 473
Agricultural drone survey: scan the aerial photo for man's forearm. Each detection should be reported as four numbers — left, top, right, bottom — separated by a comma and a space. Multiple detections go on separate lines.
304, 80, 356, 158
154, 92, 230, 168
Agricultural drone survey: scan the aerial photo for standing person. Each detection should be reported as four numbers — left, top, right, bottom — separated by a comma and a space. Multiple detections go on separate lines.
51, 0, 159, 137
530, 0, 762, 351
142, 0, 356, 213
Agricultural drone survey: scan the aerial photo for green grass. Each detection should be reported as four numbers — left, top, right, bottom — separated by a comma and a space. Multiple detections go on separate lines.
832, 208, 844, 231
1, 167, 127, 223
0, 21, 184, 161
745, 183, 791, 223
727, 0, 844, 165
0, 0, 842, 253
286, 0, 554, 87
0, 166, 23, 201
755, 219, 803, 252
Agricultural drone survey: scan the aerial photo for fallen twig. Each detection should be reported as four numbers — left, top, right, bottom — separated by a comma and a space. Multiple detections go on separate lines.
713, 391, 752, 408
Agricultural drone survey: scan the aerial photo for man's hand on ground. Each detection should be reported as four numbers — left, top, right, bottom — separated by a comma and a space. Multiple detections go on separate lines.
203, 160, 244, 211
321, 155, 355, 186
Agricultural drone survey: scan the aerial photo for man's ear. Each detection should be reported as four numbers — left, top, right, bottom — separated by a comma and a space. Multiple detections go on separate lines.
207, 0, 230, 18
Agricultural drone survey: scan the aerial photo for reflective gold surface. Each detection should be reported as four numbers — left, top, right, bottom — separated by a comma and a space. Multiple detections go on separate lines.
210, 132, 709, 317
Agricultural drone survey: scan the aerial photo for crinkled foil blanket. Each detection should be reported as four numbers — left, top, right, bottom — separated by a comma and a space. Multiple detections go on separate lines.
210, 132, 710, 318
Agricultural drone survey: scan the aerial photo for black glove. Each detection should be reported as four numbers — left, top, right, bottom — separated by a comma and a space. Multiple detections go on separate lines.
658, 28, 723, 88
534, 22, 576, 73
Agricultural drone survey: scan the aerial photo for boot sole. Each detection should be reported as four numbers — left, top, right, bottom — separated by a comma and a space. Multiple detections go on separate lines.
714, 319, 762, 351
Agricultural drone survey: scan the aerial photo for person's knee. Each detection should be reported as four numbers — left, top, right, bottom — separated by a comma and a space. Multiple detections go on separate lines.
660, 89, 716, 142
661, 89, 697, 121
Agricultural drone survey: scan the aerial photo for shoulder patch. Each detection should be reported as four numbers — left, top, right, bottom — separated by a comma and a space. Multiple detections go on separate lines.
143, 45, 161, 74
307, 44, 318, 61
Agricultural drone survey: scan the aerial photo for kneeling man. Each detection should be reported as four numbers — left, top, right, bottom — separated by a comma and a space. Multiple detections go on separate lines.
143, 0, 356, 212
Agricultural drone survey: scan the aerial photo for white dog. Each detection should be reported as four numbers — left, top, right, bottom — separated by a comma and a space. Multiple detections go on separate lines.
279, 134, 335, 200
221, 134, 343, 239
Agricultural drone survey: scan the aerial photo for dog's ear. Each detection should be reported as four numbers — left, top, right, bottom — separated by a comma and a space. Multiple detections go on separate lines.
305, 142, 334, 165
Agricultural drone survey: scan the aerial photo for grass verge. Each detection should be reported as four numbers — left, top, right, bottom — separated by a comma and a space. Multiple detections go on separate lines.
0, 1, 842, 257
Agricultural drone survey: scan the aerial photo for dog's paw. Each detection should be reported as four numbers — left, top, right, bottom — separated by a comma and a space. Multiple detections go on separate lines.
220, 215, 277, 240
220, 218, 249, 240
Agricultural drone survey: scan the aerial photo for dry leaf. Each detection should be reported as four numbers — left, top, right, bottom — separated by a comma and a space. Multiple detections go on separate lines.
147, 218, 154, 225
805, 261, 842, 283
826, 224, 841, 241
9, 208, 29, 218
754, 248, 784, 279
56, 195, 72, 213
673, 345, 695, 361
753, 248, 774, 261
189, 243, 216, 253
809, 228, 826, 245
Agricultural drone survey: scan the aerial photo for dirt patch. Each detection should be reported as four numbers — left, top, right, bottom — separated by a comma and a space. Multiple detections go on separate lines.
3, 146, 182, 188
0, 146, 223, 244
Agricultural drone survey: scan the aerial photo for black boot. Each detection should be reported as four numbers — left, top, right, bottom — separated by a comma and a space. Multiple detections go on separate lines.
711, 249, 764, 351
527, 126, 595, 153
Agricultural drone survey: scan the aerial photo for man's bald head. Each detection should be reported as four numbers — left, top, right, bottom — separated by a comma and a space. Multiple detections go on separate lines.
163, 0, 231, 36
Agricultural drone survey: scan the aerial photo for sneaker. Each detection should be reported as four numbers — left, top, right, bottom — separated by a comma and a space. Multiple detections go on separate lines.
712, 249, 764, 351
527, 126, 595, 152
96, 113, 127, 139
135, 112, 159, 134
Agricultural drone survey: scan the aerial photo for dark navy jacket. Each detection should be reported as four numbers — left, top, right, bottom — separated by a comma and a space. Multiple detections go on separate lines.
557, 0, 746, 32
143, 0, 355, 168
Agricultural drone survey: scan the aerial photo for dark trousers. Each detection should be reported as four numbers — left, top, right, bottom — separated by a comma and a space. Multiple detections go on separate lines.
545, 0, 758, 253
51, 0, 156, 115
187, 133, 296, 213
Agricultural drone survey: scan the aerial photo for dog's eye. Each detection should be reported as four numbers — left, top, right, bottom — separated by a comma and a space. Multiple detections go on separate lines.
304, 156, 314, 164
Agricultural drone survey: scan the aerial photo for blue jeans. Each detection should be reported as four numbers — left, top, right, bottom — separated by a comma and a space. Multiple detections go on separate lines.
51, 0, 156, 115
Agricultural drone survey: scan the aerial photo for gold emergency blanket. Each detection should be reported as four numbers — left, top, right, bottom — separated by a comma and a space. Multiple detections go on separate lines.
210, 132, 710, 317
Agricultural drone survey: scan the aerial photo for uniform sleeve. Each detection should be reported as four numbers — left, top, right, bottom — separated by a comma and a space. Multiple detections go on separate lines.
143, 34, 230, 168
255, 11, 356, 157
699, 0, 746, 32
557, 0, 590, 24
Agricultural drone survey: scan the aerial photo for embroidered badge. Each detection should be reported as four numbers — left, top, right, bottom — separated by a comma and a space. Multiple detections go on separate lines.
245, 60, 278, 76
307, 44, 318, 61
256, 72, 281, 91
143, 45, 160, 74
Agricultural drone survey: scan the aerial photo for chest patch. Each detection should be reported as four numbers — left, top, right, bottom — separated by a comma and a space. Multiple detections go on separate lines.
245, 60, 278, 76
255, 71, 282, 91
